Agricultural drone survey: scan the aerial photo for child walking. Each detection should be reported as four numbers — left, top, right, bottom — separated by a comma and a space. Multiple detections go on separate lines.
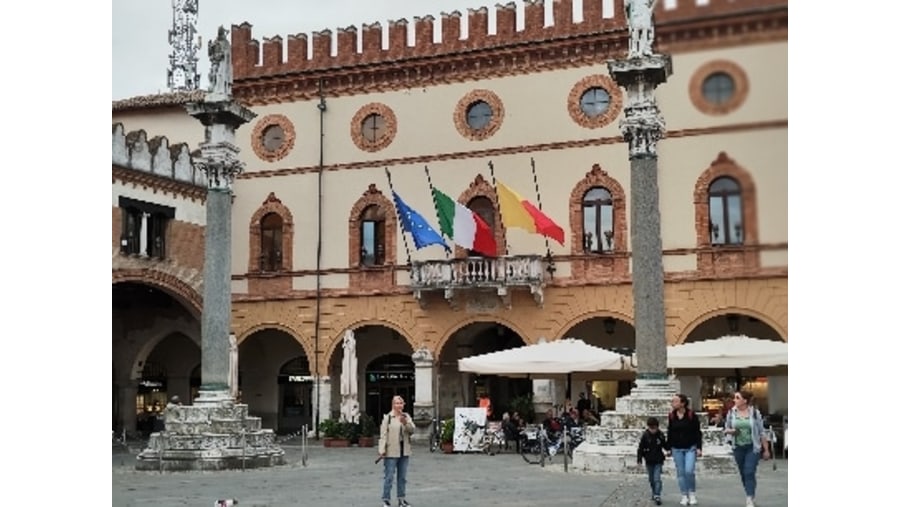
637, 417, 669, 505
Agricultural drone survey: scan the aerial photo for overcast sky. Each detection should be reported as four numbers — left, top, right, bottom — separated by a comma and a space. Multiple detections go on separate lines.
111, 0, 558, 100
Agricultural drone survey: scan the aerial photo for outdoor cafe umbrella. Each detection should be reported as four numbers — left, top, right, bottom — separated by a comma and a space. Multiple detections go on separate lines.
458, 338, 630, 396
665, 334, 788, 387
666, 335, 788, 369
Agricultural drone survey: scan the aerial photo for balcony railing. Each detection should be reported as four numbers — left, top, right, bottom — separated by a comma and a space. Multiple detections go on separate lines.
410, 255, 545, 307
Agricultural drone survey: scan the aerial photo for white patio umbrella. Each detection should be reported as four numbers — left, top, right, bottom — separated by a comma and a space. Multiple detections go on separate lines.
458, 338, 631, 396
666, 335, 788, 369
339, 330, 359, 423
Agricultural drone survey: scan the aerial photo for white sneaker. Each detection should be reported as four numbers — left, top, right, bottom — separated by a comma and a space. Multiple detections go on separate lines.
680, 495, 689, 506
746, 497, 755, 507
688, 492, 698, 505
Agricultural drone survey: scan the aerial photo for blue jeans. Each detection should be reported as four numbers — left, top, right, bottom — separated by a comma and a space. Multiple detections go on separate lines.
645, 462, 663, 497
732, 444, 760, 497
671, 447, 697, 494
382, 456, 409, 501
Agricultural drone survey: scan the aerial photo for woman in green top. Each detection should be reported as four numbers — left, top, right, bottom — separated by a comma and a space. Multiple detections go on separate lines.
724, 390, 771, 507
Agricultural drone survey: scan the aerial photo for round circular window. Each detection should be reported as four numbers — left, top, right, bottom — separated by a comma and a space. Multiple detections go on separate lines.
251, 114, 295, 162
690, 60, 749, 115
351, 103, 397, 152
568, 75, 623, 129
454, 89, 504, 141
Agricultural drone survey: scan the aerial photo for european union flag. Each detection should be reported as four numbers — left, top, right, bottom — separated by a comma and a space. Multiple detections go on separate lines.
391, 191, 451, 252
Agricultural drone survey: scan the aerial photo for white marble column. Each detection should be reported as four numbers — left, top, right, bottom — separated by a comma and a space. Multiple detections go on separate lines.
140, 212, 149, 257
411, 347, 435, 442
312, 376, 332, 432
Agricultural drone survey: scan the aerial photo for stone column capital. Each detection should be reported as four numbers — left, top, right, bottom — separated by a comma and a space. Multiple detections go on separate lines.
411, 347, 434, 365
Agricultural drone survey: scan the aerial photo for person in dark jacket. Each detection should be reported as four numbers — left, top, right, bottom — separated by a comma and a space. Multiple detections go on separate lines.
667, 393, 703, 506
637, 417, 668, 505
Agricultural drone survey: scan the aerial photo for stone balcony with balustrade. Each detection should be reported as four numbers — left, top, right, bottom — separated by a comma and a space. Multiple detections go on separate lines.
409, 255, 546, 309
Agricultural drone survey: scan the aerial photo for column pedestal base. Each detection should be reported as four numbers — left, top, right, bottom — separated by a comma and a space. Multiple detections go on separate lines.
572, 380, 737, 475
135, 402, 284, 471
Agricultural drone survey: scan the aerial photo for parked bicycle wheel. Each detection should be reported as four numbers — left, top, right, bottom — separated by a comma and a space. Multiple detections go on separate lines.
486, 432, 503, 456
520, 433, 545, 464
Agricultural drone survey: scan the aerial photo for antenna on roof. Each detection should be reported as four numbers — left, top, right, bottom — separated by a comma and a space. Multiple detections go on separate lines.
167, 0, 201, 92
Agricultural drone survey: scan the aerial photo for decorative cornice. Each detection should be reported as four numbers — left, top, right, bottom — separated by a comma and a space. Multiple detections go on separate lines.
112, 165, 207, 203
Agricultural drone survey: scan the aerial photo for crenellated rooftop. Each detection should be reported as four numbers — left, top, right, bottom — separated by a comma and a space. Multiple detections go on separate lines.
112, 123, 207, 190
228, 0, 787, 105
231, 0, 786, 79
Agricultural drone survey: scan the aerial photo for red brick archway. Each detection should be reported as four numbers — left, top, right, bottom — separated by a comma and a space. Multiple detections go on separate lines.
112, 269, 202, 318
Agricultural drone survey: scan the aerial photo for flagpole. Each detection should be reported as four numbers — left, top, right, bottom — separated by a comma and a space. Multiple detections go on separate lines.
530, 157, 556, 278
487, 160, 509, 256
385, 167, 412, 266
423, 165, 450, 260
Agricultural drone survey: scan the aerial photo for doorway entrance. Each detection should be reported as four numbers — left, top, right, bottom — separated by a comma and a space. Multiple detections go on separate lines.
365, 353, 414, 419
277, 356, 313, 433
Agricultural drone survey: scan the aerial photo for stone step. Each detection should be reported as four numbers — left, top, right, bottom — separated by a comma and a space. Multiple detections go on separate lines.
143, 430, 278, 451
571, 444, 737, 475
599, 411, 712, 429
583, 426, 728, 447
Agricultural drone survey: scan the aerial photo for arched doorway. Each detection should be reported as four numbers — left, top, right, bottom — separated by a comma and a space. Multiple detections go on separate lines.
438, 322, 529, 421
239, 328, 309, 433
563, 316, 636, 412
112, 281, 200, 437
681, 312, 787, 418
365, 353, 415, 419
278, 356, 313, 433
328, 325, 414, 422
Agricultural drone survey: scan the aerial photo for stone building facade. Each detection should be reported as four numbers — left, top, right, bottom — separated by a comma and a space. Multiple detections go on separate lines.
112, 0, 788, 436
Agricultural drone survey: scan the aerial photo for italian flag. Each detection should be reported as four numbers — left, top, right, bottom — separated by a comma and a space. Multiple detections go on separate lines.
431, 187, 498, 257
495, 180, 565, 246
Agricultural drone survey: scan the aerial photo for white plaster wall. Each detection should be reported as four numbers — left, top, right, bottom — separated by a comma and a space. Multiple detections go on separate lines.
112, 181, 206, 226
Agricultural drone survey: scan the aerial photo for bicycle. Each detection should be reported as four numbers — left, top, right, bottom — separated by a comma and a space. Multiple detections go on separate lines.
429, 416, 442, 453
521, 424, 581, 465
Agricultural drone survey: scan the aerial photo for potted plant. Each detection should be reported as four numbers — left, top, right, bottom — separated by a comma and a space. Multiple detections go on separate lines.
321, 419, 351, 448
357, 413, 376, 447
440, 418, 455, 453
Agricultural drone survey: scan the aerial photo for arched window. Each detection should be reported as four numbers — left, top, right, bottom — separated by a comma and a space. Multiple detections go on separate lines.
708, 177, 743, 245
582, 187, 614, 253
260, 212, 284, 271
467, 196, 495, 257
360, 205, 386, 266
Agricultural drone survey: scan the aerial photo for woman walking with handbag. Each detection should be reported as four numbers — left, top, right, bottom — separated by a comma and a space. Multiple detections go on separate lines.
724, 390, 771, 507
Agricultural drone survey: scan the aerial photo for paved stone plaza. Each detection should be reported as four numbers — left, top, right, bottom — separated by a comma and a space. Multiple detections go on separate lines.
113, 441, 788, 506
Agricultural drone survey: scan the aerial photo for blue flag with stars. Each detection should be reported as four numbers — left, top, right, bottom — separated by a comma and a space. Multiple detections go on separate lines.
391, 191, 451, 252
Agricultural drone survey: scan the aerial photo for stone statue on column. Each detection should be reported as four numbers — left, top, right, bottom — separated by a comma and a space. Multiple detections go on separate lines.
625, 0, 658, 58
207, 26, 232, 101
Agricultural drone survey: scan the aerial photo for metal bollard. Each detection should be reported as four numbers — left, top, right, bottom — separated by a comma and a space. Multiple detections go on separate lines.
563, 427, 569, 473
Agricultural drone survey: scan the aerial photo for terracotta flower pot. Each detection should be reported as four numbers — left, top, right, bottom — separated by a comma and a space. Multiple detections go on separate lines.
324, 438, 350, 448
357, 436, 375, 447
441, 442, 454, 453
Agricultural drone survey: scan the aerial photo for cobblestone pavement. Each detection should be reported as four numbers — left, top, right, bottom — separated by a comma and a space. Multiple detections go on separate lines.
113, 441, 788, 507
